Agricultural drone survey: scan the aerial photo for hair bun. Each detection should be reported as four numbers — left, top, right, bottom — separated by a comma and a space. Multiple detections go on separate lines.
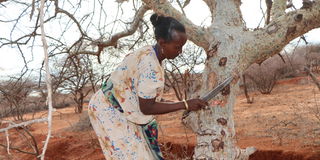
150, 13, 164, 27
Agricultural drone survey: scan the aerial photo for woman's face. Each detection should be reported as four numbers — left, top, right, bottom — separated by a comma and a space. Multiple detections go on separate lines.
161, 30, 187, 59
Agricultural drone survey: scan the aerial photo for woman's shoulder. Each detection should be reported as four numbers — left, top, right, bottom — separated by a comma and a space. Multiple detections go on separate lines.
136, 45, 154, 55
131, 45, 157, 62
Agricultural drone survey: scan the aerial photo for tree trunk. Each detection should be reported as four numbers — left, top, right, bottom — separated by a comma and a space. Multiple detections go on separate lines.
181, 0, 256, 158
183, 67, 255, 159
242, 74, 253, 104
143, 0, 320, 159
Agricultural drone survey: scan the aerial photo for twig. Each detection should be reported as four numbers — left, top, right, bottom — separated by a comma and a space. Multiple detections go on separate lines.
0, 118, 47, 132
175, 0, 186, 16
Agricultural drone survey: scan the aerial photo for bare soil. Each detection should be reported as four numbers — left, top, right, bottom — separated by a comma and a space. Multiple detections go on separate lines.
1, 76, 320, 160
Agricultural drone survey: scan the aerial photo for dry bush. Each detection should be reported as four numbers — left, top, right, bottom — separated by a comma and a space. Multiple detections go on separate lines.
244, 56, 283, 94
0, 78, 44, 120
0, 92, 73, 119
276, 53, 306, 78
243, 46, 315, 94
52, 93, 73, 109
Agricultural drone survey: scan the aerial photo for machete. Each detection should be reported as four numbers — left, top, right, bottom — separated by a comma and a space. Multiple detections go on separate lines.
200, 76, 233, 102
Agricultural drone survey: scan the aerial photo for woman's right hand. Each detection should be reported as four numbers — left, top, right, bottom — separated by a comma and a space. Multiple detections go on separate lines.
185, 99, 208, 111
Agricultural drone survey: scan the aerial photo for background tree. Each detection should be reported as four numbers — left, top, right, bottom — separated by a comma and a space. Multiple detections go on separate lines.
51, 54, 101, 113
1, 0, 320, 159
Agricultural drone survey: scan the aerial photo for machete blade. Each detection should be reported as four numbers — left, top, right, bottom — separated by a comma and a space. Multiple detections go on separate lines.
200, 76, 233, 102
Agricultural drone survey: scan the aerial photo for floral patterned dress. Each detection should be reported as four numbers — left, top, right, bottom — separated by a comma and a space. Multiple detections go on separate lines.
88, 46, 165, 160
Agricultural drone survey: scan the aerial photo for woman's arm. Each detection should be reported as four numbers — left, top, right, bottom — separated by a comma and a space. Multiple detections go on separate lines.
139, 97, 207, 115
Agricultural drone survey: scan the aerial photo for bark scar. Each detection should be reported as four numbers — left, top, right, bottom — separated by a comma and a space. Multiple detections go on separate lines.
211, 139, 224, 152
294, 14, 303, 22
217, 118, 228, 126
266, 23, 279, 35
219, 57, 228, 66
221, 130, 226, 136
207, 42, 220, 59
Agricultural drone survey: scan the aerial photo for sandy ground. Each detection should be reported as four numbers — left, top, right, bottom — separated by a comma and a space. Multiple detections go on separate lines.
0, 76, 320, 160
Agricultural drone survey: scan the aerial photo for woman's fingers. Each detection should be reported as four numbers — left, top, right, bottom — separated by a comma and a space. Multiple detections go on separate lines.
187, 99, 208, 110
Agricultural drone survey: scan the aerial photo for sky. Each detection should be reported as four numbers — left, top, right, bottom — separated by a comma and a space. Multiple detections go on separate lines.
0, 0, 319, 76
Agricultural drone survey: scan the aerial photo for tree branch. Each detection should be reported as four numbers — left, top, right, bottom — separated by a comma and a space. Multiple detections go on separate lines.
240, 0, 320, 71
271, 0, 287, 20
209, 0, 243, 27
175, 0, 187, 16
142, 0, 210, 50
0, 119, 47, 132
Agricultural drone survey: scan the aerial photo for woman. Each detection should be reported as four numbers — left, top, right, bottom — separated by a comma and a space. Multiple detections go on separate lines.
88, 13, 207, 160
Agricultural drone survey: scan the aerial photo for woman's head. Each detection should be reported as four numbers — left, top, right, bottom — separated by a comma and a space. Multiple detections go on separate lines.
150, 14, 187, 59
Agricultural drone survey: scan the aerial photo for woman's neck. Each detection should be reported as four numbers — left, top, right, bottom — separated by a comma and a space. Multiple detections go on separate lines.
154, 43, 165, 63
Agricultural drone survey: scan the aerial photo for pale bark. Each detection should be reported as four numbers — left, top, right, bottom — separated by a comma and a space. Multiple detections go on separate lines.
271, 0, 287, 19
39, 0, 54, 159
209, 0, 243, 27
0, 119, 47, 132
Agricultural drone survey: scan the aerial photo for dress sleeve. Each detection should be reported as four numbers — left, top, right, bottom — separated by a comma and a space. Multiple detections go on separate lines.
137, 53, 164, 99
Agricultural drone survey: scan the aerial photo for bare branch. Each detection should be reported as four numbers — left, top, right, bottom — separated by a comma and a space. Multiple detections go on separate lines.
39, 0, 53, 159
265, 0, 273, 25
56, 8, 86, 36
30, 0, 36, 20
175, 0, 186, 16
77, 5, 150, 59
0, 118, 47, 132
183, 0, 191, 8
